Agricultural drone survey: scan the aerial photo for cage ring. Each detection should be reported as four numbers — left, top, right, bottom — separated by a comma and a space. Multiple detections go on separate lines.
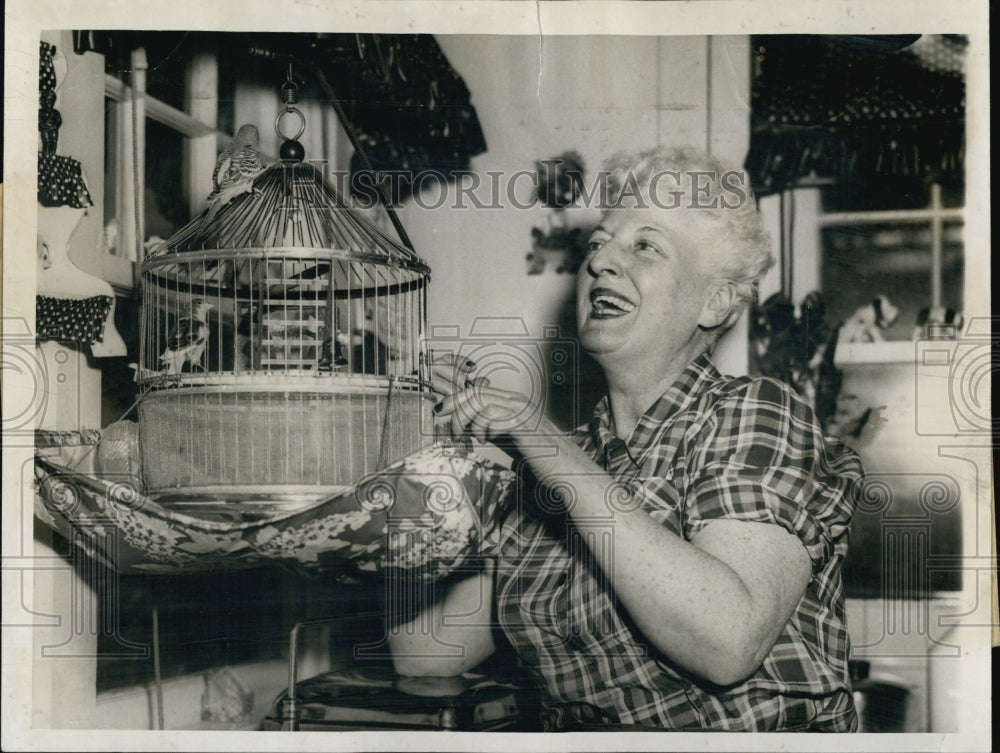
275, 107, 306, 142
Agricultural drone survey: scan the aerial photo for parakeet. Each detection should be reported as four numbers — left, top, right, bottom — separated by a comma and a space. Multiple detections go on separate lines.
206, 124, 264, 209
211, 124, 263, 194
160, 298, 214, 374
232, 304, 258, 371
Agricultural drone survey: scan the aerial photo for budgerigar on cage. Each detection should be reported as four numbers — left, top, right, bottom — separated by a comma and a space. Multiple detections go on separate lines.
207, 124, 265, 210
160, 298, 214, 374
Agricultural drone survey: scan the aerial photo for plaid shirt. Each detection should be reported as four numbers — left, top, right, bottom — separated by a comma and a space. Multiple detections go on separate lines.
491, 354, 862, 731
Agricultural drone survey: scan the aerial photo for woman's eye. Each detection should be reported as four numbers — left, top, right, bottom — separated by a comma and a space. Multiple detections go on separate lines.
586, 239, 605, 253
635, 240, 661, 255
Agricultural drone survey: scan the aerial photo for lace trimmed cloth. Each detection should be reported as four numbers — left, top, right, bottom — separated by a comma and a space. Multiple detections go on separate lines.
35, 295, 113, 344
38, 152, 94, 208
34, 441, 515, 579
746, 34, 966, 195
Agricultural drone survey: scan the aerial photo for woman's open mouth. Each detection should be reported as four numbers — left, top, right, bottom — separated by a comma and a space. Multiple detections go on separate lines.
589, 287, 637, 319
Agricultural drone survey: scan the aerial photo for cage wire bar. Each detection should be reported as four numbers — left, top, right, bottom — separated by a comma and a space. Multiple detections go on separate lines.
136, 160, 433, 502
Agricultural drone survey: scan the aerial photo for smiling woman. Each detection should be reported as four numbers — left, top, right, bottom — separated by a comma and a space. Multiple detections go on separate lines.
391, 146, 864, 732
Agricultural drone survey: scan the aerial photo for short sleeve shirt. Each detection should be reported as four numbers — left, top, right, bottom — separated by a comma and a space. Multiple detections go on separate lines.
490, 354, 863, 731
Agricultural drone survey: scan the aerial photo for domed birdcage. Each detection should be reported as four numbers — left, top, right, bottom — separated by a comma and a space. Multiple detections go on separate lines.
136, 88, 433, 503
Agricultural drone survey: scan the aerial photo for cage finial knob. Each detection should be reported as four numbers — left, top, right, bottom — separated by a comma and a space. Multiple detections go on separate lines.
280, 138, 305, 162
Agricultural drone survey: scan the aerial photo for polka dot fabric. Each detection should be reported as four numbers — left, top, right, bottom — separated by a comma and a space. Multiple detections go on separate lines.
39, 41, 57, 93
37, 39, 94, 208
36, 295, 113, 344
908, 35, 966, 76
38, 152, 94, 208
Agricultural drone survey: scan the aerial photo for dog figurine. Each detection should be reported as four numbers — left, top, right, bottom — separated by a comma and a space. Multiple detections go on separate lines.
840, 294, 899, 343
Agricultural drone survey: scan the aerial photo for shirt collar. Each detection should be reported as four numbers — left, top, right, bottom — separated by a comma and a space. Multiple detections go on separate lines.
589, 352, 721, 462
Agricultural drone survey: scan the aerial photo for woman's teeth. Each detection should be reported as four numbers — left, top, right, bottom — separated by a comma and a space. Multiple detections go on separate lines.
591, 293, 636, 317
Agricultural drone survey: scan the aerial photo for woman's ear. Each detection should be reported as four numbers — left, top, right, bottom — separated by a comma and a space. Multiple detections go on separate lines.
699, 280, 738, 329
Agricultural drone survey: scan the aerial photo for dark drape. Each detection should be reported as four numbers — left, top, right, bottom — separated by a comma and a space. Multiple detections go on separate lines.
745, 35, 966, 198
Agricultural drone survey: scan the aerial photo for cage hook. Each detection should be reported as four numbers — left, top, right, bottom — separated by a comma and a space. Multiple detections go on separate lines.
281, 64, 299, 106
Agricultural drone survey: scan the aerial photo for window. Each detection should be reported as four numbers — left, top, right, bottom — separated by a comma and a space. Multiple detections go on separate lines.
819, 183, 964, 343
749, 35, 968, 600
102, 50, 222, 287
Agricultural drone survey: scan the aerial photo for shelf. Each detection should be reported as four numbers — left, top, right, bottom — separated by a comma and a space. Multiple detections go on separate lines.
834, 340, 916, 365
818, 207, 964, 226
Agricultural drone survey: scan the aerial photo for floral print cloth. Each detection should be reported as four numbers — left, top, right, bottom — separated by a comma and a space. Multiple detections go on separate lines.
34, 442, 514, 579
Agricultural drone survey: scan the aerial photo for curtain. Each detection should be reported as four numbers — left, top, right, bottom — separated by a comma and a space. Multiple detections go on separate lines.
745, 35, 966, 197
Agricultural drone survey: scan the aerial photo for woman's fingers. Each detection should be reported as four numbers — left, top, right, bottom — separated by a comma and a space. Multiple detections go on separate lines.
429, 353, 489, 395
429, 350, 474, 368
435, 386, 534, 441
430, 351, 475, 375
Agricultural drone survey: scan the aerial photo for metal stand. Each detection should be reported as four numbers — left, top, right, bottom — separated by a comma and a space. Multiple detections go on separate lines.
280, 611, 383, 731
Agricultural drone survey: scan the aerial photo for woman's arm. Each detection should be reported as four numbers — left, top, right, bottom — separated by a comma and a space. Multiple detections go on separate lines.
528, 429, 809, 686
435, 387, 811, 687
387, 354, 498, 678
388, 563, 497, 677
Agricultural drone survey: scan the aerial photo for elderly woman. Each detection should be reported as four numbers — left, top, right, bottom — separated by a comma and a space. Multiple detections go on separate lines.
389, 146, 862, 732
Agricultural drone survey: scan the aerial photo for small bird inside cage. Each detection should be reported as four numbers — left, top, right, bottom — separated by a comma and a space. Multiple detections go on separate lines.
315, 302, 348, 371
160, 298, 214, 374
318, 332, 350, 371
338, 297, 401, 375
234, 304, 257, 371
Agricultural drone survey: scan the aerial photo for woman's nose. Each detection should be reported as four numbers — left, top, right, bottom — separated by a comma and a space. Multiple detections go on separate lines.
587, 238, 625, 277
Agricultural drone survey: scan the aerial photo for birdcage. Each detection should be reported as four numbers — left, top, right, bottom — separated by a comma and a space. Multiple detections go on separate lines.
135, 149, 434, 502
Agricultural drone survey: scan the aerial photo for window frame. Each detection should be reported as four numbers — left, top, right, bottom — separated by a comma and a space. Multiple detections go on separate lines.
102, 52, 232, 294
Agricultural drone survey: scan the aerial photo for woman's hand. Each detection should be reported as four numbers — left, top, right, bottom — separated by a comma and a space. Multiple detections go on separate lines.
434, 383, 543, 447
427, 351, 491, 398
428, 350, 548, 447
